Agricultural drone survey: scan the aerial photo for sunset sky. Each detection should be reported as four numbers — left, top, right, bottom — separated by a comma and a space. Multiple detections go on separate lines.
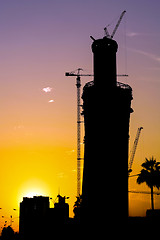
0, 0, 160, 232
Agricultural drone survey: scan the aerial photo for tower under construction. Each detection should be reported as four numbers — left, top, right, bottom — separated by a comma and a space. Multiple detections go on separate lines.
82, 36, 133, 224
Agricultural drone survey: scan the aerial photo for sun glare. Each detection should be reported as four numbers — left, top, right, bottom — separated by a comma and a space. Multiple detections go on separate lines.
23, 189, 46, 198
18, 179, 50, 203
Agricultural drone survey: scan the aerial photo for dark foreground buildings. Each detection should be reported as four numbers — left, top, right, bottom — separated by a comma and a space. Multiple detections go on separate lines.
20, 196, 49, 238
19, 195, 69, 239
82, 36, 133, 224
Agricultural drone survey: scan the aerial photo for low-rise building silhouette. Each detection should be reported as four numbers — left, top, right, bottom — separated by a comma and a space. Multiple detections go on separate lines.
19, 196, 49, 239
19, 195, 69, 239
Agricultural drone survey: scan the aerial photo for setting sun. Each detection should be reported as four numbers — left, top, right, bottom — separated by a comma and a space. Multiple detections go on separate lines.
18, 179, 51, 204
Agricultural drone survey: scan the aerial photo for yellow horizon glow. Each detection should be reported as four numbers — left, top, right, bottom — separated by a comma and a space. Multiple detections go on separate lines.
17, 178, 51, 204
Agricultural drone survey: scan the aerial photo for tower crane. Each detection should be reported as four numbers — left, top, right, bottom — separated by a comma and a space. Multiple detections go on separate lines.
65, 68, 92, 197
128, 127, 143, 175
104, 10, 126, 39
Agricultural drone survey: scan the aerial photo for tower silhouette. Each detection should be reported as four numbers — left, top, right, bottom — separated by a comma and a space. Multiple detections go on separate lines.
82, 36, 133, 225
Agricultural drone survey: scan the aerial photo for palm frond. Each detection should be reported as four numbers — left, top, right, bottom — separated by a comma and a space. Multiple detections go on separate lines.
137, 157, 160, 189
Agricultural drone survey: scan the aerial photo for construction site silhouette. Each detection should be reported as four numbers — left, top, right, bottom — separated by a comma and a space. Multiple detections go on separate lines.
3, 25, 159, 240
15, 32, 134, 239
1, 5, 160, 239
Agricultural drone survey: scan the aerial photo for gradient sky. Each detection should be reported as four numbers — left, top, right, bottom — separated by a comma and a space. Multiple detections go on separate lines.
0, 0, 160, 231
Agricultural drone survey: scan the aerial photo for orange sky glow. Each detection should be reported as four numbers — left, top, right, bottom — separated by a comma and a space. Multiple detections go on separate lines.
0, 0, 160, 232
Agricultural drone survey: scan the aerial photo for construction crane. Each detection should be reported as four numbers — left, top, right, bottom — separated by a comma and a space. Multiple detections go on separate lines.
128, 127, 143, 175
104, 10, 126, 39
65, 68, 92, 197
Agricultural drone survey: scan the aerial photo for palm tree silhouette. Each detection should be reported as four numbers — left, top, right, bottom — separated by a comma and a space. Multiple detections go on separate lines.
137, 157, 160, 210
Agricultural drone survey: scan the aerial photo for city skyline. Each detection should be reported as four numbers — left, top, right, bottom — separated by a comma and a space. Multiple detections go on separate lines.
0, 0, 160, 232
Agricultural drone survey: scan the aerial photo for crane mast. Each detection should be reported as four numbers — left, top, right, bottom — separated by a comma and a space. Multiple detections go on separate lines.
128, 127, 143, 174
65, 68, 92, 197
76, 72, 81, 197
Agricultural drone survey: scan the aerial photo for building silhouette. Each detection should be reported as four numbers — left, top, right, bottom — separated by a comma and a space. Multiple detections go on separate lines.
53, 195, 69, 224
82, 36, 133, 224
19, 196, 49, 239
19, 195, 69, 239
